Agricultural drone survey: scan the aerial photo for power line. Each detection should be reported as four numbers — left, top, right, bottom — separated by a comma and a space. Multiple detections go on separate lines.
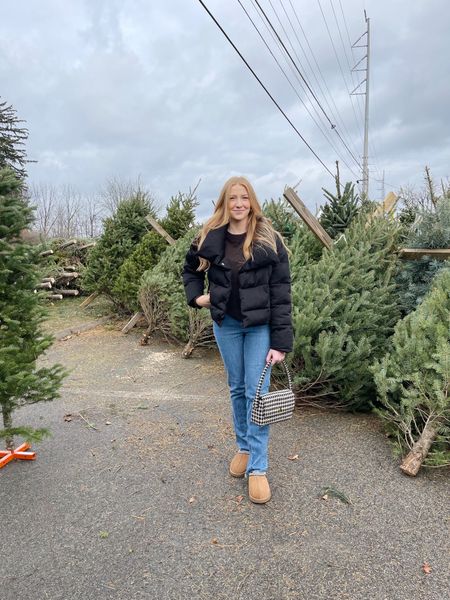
316, 0, 364, 153
269, 0, 361, 168
253, 0, 361, 169
196, 0, 336, 179
277, 0, 361, 163
245, 0, 359, 174
238, 0, 360, 178
254, 0, 334, 127
329, 0, 368, 158
286, 0, 363, 165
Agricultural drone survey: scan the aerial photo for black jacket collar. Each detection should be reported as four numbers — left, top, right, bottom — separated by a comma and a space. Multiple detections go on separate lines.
196, 224, 279, 268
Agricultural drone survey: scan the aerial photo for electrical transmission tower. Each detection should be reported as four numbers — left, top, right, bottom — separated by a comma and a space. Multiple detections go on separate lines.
351, 11, 370, 200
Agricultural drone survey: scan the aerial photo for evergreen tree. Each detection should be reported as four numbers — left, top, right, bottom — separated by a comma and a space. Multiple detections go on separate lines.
113, 189, 198, 312
319, 181, 360, 239
397, 195, 450, 315
139, 230, 198, 341
0, 98, 30, 179
113, 231, 167, 312
288, 224, 324, 275
371, 268, 450, 467
82, 193, 155, 306
139, 228, 212, 346
262, 198, 300, 242
160, 190, 198, 239
0, 168, 66, 450
290, 214, 402, 410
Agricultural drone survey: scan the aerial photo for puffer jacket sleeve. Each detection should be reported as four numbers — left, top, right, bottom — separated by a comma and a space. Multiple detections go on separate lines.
269, 236, 293, 352
182, 240, 205, 309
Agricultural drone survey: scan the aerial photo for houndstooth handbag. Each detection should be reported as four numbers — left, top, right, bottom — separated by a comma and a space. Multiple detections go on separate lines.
251, 360, 295, 426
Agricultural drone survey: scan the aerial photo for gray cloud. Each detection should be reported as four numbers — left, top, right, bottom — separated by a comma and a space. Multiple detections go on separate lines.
1, 0, 449, 220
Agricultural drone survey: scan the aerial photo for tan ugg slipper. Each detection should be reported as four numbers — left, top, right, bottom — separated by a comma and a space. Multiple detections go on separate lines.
229, 452, 249, 478
248, 474, 271, 504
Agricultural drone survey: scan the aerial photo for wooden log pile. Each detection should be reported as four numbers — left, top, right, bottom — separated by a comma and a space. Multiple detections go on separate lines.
36, 270, 81, 300
37, 238, 96, 301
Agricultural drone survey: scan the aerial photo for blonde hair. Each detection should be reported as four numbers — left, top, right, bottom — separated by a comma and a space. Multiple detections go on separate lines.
196, 176, 287, 271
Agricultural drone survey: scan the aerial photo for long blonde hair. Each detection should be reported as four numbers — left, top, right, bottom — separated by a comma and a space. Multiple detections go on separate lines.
196, 176, 287, 271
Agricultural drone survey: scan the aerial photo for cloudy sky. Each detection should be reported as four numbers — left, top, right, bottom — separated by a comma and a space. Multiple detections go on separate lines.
1, 0, 449, 219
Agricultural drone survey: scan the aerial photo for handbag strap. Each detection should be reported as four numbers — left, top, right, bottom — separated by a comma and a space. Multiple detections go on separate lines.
254, 359, 293, 399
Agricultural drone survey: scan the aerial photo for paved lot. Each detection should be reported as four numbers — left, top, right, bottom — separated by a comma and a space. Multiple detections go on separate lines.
1, 325, 449, 600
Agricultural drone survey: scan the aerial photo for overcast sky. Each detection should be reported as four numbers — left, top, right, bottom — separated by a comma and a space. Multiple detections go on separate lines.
1, 0, 449, 219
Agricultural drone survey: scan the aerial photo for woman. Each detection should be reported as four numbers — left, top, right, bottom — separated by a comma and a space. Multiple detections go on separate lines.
182, 176, 293, 504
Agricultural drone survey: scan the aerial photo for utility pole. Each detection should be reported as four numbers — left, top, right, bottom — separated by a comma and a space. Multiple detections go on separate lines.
351, 12, 370, 200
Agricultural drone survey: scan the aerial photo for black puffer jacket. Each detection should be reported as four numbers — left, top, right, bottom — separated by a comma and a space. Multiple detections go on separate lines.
182, 224, 293, 352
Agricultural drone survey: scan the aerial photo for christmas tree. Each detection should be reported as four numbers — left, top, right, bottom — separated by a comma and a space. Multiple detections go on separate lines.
82, 193, 155, 307
290, 213, 402, 410
263, 198, 300, 242
139, 228, 213, 352
0, 168, 66, 452
371, 268, 450, 471
397, 195, 450, 315
0, 98, 29, 178
159, 190, 198, 239
113, 232, 167, 312
288, 223, 324, 274
113, 190, 198, 312
319, 181, 360, 240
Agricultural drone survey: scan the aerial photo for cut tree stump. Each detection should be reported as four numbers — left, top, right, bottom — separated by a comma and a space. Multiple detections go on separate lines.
39, 249, 54, 257
59, 239, 77, 249
57, 272, 79, 280
78, 242, 96, 251
53, 289, 79, 296
400, 422, 438, 476
48, 294, 63, 300
36, 281, 52, 289
41, 277, 56, 284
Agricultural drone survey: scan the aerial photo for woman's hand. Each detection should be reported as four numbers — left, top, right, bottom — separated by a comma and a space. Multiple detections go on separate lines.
195, 293, 211, 308
266, 348, 285, 365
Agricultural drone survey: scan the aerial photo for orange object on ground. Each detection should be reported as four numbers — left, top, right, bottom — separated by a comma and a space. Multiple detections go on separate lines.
0, 442, 36, 469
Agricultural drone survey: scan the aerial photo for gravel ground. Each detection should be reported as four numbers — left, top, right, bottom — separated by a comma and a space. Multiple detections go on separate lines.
1, 323, 449, 600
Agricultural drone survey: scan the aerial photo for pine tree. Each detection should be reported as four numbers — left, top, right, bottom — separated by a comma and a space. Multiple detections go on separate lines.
139, 230, 198, 341
139, 228, 213, 349
371, 268, 450, 468
160, 190, 198, 239
290, 214, 402, 410
319, 181, 360, 239
0, 98, 30, 179
0, 168, 66, 450
288, 223, 324, 274
397, 195, 450, 314
82, 193, 155, 306
262, 198, 300, 242
113, 231, 167, 312
113, 190, 198, 312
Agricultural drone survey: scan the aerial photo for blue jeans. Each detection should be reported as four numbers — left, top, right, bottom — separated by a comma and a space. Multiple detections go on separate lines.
213, 314, 272, 475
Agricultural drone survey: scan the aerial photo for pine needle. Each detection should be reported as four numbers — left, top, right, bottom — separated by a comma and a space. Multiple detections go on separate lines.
319, 486, 352, 505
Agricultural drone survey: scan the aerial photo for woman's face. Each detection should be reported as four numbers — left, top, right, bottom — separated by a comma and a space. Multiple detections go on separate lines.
228, 184, 251, 224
